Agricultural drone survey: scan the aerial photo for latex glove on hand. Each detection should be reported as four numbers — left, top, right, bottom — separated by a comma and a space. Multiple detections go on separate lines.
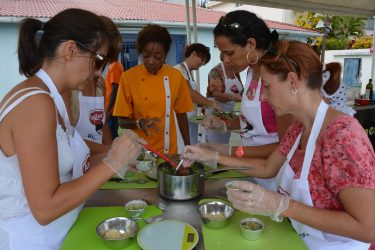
226, 180, 290, 222
181, 145, 219, 169
200, 115, 227, 133
139, 117, 161, 136
197, 143, 231, 156
103, 129, 146, 178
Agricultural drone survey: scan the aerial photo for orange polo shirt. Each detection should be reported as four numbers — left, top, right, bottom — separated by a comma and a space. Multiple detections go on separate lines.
105, 61, 124, 113
113, 64, 194, 154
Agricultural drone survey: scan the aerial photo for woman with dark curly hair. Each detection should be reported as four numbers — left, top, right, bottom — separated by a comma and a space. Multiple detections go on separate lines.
114, 24, 194, 154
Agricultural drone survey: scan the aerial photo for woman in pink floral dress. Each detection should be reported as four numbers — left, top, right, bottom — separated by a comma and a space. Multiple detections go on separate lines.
181, 40, 375, 249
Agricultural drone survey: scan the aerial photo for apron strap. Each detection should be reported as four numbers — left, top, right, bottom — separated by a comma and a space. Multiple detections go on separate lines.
300, 101, 329, 179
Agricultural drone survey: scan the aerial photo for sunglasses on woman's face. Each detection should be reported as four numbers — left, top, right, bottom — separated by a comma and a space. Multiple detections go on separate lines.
60, 40, 107, 70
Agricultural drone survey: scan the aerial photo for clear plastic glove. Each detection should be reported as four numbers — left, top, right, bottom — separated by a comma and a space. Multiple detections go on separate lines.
181, 145, 219, 168
103, 130, 146, 178
200, 115, 227, 133
197, 143, 231, 156
226, 180, 290, 222
139, 117, 161, 136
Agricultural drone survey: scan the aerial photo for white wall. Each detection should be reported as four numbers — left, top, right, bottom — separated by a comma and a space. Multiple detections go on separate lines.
325, 49, 373, 94
208, 3, 295, 24
0, 23, 26, 99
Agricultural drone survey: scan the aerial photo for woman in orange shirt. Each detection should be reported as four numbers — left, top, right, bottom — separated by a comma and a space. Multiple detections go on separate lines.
113, 24, 194, 154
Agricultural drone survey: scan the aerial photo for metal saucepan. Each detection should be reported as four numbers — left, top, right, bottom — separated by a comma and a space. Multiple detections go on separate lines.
157, 162, 252, 200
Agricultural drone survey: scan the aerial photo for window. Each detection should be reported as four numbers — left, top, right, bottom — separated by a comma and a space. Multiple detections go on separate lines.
343, 58, 362, 87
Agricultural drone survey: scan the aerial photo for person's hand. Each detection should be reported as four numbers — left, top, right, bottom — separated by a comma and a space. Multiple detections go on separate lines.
229, 93, 241, 102
226, 181, 290, 222
181, 145, 219, 168
211, 100, 222, 112
197, 143, 231, 156
139, 117, 161, 136
102, 130, 146, 178
200, 115, 227, 133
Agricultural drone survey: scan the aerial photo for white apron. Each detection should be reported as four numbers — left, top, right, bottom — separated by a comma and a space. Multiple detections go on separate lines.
75, 92, 105, 144
2, 69, 90, 250
240, 69, 278, 190
204, 63, 243, 144
276, 101, 370, 250
176, 62, 198, 152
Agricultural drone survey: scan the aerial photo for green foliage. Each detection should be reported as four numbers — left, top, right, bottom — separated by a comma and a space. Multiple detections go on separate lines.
295, 12, 367, 50
351, 36, 373, 49
325, 38, 348, 50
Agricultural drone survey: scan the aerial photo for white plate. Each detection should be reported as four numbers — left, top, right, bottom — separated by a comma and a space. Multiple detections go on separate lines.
137, 220, 199, 250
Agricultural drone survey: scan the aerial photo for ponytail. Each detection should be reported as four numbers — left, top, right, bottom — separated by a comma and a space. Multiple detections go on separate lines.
18, 18, 44, 77
322, 62, 342, 95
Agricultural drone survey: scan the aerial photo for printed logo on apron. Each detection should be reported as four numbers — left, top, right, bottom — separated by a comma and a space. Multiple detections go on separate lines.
89, 109, 104, 135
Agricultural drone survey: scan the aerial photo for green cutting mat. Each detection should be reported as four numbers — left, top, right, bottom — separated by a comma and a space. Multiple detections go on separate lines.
100, 173, 157, 190
199, 199, 307, 250
61, 206, 163, 250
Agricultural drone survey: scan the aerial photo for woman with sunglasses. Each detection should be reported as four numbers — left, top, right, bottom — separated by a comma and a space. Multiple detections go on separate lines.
114, 24, 194, 154
0, 9, 144, 250
183, 40, 375, 249
174, 43, 220, 147
199, 10, 292, 190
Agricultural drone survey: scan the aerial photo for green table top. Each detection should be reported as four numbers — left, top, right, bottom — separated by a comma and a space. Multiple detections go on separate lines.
62, 204, 306, 250
61, 206, 163, 250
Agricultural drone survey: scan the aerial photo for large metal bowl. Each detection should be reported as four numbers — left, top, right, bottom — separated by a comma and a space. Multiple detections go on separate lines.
96, 217, 138, 249
198, 201, 234, 229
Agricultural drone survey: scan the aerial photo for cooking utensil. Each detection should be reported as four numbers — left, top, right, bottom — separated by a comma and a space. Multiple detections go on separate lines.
132, 214, 164, 224
174, 159, 184, 175
158, 162, 254, 200
144, 144, 178, 168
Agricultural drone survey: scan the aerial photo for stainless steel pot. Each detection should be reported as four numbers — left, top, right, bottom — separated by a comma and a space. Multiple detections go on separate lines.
157, 162, 251, 200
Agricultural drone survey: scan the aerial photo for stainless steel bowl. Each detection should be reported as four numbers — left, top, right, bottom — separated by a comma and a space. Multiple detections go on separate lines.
240, 217, 265, 241
198, 201, 234, 229
136, 159, 155, 172
125, 200, 147, 218
96, 217, 138, 249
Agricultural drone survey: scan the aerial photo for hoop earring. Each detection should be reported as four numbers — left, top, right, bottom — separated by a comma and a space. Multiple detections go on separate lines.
246, 50, 258, 65
291, 89, 298, 95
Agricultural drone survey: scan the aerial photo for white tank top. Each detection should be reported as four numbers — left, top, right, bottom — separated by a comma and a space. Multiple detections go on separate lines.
0, 87, 74, 219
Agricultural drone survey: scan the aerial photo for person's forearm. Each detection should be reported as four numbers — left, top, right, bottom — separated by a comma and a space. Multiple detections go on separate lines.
102, 124, 113, 145
118, 117, 138, 130
189, 88, 214, 108
217, 154, 274, 178
31, 162, 113, 225
106, 84, 118, 113
212, 91, 235, 103
225, 117, 241, 130
176, 113, 190, 145
85, 140, 111, 154
284, 199, 375, 242
231, 143, 278, 159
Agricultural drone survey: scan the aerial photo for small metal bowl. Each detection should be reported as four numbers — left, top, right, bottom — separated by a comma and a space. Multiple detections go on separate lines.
240, 217, 265, 241
96, 217, 138, 249
125, 200, 147, 218
198, 201, 234, 229
136, 159, 155, 172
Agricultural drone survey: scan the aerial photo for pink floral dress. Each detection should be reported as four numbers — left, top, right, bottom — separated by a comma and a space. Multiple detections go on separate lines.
279, 115, 375, 248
